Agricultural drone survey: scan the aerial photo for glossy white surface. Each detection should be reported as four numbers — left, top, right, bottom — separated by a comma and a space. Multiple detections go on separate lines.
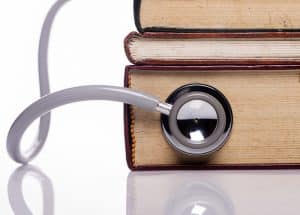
1, 0, 300, 214
127, 171, 300, 215
5, 167, 300, 215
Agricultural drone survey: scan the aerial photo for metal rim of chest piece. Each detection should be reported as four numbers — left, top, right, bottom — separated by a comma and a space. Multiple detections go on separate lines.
161, 83, 233, 157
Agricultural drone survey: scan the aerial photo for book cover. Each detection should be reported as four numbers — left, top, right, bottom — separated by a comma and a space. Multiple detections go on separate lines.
134, 0, 300, 33
124, 65, 300, 170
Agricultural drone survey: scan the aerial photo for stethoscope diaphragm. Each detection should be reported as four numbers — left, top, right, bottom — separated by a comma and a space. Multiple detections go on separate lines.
161, 83, 233, 158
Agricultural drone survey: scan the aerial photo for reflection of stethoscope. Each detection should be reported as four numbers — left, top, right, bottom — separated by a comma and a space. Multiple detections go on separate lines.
165, 182, 234, 215
7, 0, 233, 164
127, 172, 234, 215
8, 167, 234, 215
8, 165, 54, 215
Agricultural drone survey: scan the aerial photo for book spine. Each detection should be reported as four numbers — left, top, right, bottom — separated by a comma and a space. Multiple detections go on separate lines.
133, 0, 144, 33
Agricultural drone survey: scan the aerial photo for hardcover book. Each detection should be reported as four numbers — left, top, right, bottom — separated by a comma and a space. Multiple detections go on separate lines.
125, 32, 300, 65
134, 0, 300, 33
124, 65, 300, 170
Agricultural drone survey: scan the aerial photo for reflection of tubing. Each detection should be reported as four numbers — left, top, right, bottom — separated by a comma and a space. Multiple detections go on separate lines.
165, 181, 234, 215
8, 165, 54, 215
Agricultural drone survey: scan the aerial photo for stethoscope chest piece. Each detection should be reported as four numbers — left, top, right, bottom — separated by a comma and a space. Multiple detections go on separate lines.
161, 83, 233, 158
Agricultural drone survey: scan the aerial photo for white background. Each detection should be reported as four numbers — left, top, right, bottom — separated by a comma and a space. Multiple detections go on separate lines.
1, 1, 300, 214
0, 0, 132, 213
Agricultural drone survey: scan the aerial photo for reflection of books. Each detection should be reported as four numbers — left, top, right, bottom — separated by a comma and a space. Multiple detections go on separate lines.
134, 0, 300, 32
125, 32, 300, 65
127, 171, 300, 214
125, 66, 300, 170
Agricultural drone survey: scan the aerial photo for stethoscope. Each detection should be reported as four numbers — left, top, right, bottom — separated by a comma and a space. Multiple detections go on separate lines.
7, 0, 233, 164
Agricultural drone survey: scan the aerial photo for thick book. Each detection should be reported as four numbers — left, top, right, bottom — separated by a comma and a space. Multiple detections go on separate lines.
124, 65, 300, 170
125, 32, 300, 65
134, 0, 300, 33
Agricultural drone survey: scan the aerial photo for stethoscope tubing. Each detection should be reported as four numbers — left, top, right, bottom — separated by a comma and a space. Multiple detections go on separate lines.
7, 0, 232, 165
7, 85, 170, 164
6, 0, 171, 164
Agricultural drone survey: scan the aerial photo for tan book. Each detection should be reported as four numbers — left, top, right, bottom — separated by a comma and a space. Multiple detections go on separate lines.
124, 65, 300, 170
134, 0, 300, 32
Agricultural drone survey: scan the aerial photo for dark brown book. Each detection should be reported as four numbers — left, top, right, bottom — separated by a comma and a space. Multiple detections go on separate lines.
124, 65, 300, 170
125, 32, 300, 65
134, 0, 300, 33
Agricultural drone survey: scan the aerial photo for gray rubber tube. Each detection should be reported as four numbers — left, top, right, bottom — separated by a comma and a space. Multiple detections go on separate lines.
35, 0, 71, 157
6, 0, 70, 164
7, 0, 172, 164
29, 0, 72, 165
7, 85, 168, 164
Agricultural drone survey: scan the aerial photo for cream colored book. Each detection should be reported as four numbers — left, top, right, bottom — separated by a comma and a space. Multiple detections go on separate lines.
135, 0, 300, 32
125, 32, 300, 65
125, 66, 300, 169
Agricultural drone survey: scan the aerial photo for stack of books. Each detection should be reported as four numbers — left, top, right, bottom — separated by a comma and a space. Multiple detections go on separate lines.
124, 0, 300, 170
